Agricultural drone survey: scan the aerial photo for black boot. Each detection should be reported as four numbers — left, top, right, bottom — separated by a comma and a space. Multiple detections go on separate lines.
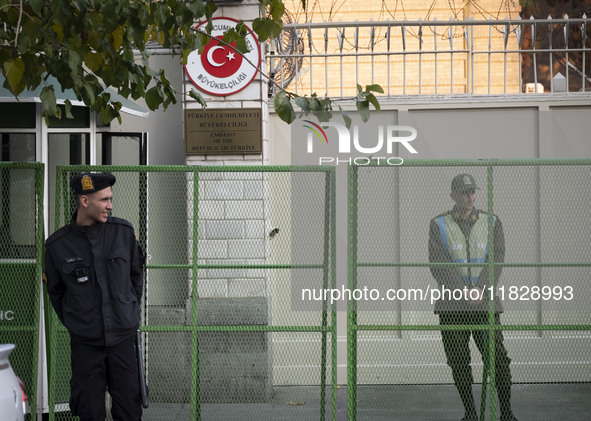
498, 384, 518, 421
457, 382, 477, 421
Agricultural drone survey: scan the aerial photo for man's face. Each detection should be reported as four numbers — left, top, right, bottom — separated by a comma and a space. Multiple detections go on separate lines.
81, 187, 113, 224
451, 188, 476, 213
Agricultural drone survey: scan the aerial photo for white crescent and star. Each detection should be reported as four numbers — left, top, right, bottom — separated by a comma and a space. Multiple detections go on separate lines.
185, 18, 260, 96
206, 46, 237, 67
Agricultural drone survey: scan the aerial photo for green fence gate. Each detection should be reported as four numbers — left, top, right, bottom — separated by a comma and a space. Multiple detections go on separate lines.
49, 165, 337, 421
347, 159, 591, 420
0, 162, 44, 420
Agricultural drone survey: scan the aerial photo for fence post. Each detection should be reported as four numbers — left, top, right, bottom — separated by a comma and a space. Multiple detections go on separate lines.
347, 164, 359, 421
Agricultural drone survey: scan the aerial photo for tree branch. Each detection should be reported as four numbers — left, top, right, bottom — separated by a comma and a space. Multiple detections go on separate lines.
15, 0, 24, 47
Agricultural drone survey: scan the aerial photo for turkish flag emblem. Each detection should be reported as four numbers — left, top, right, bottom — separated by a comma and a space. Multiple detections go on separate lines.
185, 17, 260, 96
201, 37, 243, 78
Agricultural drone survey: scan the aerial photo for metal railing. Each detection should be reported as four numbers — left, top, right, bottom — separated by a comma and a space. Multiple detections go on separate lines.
267, 17, 591, 98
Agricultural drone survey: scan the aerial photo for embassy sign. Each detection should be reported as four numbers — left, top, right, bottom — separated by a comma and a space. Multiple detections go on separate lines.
184, 17, 261, 96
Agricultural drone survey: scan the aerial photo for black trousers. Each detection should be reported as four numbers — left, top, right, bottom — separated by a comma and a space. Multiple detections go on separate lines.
439, 312, 513, 414
69, 335, 142, 421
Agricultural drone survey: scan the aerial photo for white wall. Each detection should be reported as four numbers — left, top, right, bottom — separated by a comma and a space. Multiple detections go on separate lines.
269, 97, 591, 384
112, 54, 186, 165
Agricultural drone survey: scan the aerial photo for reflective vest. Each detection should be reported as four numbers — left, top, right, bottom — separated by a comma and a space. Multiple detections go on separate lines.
436, 212, 494, 285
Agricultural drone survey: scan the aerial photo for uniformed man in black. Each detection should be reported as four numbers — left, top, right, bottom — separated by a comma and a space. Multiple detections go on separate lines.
428, 174, 518, 421
45, 173, 144, 421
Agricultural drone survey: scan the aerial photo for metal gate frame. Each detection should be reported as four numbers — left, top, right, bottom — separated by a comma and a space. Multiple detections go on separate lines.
347, 159, 591, 420
0, 162, 44, 420
48, 165, 338, 421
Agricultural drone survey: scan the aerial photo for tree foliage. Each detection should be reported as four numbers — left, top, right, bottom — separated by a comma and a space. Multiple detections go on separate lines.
0, 0, 378, 126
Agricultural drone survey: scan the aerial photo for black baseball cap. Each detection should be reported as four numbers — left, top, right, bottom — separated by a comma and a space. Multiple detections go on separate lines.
70, 173, 116, 194
451, 174, 480, 192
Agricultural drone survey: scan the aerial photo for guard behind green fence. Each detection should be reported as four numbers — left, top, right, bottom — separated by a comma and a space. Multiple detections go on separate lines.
348, 160, 591, 421
48, 165, 337, 421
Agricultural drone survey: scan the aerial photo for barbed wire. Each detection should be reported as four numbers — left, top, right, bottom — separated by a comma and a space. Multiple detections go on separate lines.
284, 0, 524, 54
281, 0, 589, 80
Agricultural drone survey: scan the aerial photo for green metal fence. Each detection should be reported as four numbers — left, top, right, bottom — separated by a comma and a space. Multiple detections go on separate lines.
49, 165, 337, 421
347, 159, 591, 420
0, 162, 44, 420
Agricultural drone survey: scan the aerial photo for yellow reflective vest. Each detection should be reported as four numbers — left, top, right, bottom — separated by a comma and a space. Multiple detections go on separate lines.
436, 212, 495, 285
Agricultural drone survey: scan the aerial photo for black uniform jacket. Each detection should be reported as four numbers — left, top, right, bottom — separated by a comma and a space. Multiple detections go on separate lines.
428, 207, 505, 314
45, 214, 144, 346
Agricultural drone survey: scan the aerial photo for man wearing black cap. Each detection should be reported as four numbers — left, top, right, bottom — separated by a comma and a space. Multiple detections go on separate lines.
428, 174, 518, 421
44, 173, 144, 420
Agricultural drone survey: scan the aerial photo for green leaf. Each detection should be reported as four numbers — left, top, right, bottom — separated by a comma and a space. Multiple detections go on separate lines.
235, 38, 248, 54
100, 105, 120, 125
221, 28, 238, 44
356, 83, 362, 94
82, 82, 96, 105
365, 84, 384, 93
51, 0, 71, 21
84, 51, 103, 72
7, 62, 26, 94
294, 96, 310, 113
64, 100, 74, 119
236, 21, 248, 37
252, 17, 282, 42
197, 32, 210, 54
338, 105, 352, 129
313, 109, 332, 123
68, 50, 81, 71
269, 0, 285, 21
366, 93, 380, 111
145, 86, 163, 110
0, 48, 12, 68
273, 90, 295, 124
356, 100, 370, 123
189, 89, 207, 110
4, 58, 26, 95
30, 0, 44, 14
308, 97, 323, 111
40, 85, 57, 116
205, 1, 217, 17
189, 0, 206, 16
112, 26, 124, 50
51, 21, 64, 43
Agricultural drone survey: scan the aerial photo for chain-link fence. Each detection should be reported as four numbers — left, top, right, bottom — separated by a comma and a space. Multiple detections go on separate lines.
347, 160, 591, 420
48, 165, 337, 421
0, 162, 44, 420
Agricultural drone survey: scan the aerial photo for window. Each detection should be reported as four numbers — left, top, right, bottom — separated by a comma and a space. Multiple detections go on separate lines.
0, 104, 36, 129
